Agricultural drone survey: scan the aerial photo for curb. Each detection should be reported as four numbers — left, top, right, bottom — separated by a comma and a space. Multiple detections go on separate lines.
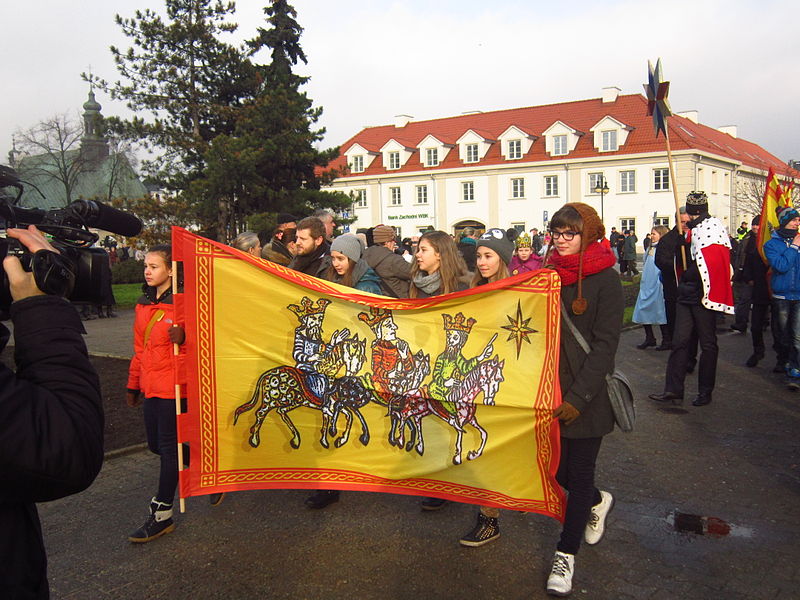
105, 443, 148, 460
89, 352, 132, 360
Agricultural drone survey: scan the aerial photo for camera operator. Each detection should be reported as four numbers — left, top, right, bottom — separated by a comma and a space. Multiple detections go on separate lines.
0, 225, 104, 599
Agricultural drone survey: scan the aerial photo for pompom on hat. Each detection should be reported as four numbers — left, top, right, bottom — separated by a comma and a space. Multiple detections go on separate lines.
776, 205, 799, 227
330, 234, 364, 263
476, 228, 514, 265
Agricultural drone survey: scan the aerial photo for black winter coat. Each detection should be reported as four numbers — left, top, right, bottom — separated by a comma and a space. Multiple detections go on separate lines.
558, 268, 623, 439
0, 296, 104, 599
655, 226, 683, 301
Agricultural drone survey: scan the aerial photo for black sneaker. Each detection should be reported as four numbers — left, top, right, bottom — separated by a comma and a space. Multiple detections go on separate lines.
420, 497, 449, 511
305, 489, 340, 509
459, 512, 500, 547
128, 513, 175, 543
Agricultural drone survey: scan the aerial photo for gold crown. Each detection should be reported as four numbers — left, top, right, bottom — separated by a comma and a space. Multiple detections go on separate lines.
442, 312, 476, 333
357, 307, 392, 329
516, 232, 532, 249
288, 297, 331, 321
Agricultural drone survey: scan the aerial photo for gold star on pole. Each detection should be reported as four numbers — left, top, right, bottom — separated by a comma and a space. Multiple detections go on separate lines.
501, 300, 538, 358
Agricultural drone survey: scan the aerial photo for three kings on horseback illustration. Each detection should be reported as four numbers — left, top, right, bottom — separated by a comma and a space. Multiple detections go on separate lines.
234, 296, 506, 465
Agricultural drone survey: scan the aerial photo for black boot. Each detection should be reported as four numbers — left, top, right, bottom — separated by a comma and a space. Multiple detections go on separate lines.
305, 489, 340, 509
745, 348, 765, 368
128, 498, 175, 543
106, 306, 118, 318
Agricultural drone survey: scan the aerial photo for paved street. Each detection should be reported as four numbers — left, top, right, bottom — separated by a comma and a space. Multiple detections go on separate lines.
36, 314, 800, 599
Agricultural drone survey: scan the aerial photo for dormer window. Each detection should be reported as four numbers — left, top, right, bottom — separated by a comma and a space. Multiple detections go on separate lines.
352, 155, 364, 173
344, 143, 379, 173
466, 144, 479, 163
601, 130, 618, 152
426, 148, 439, 167
388, 151, 400, 170
553, 135, 568, 156
498, 126, 536, 161
380, 139, 415, 170
456, 130, 495, 165
590, 116, 632, 153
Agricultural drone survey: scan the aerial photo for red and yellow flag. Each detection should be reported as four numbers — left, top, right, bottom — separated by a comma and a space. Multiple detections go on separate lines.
758, 167, 792, 262
172, 228, 566, 520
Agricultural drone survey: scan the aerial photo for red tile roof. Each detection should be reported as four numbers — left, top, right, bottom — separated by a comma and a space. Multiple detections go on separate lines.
323, 94, 796, 179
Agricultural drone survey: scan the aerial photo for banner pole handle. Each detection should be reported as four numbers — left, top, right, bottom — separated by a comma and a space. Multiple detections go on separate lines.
665, 126, 687, 270
172, 257, 186, 514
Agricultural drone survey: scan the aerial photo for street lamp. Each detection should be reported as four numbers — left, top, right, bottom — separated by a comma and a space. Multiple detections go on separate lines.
594, 175, 609, 222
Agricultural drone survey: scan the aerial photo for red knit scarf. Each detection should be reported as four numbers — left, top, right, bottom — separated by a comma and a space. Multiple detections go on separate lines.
546, 241, 617, 287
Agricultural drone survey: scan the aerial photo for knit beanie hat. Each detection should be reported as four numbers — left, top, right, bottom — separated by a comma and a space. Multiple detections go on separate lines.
476, 228, 514, 265
776, 205, 799, 227
751, 215, 761, 227
330, 234, 364, 263
372, 224, 396, 245
562, 202, 605, 251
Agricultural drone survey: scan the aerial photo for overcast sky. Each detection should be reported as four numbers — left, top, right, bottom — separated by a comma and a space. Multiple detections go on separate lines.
3, 0, 798, 170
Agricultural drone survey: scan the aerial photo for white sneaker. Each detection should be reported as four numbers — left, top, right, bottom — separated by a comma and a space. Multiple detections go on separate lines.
584, 490, 614, 545
546, 551, 575, 596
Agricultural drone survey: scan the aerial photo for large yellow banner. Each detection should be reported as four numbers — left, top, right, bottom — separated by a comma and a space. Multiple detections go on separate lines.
174, 228, 565, 520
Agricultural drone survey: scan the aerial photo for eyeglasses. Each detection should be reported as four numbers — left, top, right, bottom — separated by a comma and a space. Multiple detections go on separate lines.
549, 230, 580, 241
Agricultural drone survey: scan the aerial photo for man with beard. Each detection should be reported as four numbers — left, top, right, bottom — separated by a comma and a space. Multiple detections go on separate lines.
429, 313, 494, 416
289, 217, 331, 277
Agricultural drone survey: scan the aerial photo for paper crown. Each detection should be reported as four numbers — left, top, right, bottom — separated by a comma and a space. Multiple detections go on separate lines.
442, 312, 476, 333
357, 307, 392, 329
516, 232, 532, 249
288, 297, 331, 320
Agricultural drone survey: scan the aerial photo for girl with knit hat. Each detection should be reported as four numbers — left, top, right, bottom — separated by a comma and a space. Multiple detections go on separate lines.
509, 232, 544, 275
324, 234, 382, 295
457, 228, 516, 545
541, 202, 623, 596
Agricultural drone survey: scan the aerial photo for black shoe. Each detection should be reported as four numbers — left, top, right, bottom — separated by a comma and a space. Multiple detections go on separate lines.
459, 513, 500, 547
745, 351, 764, 368
636, 339, 656, 350
305, 490, 340, 509
209, 492, 226, 506
128, 499, 175, 543
686, 360, 697, 374
648, 391, 683, 405
692, 394, 712, 407
655, 342, 672, 351
421, 497, 449, 511
730, 324, 746, 334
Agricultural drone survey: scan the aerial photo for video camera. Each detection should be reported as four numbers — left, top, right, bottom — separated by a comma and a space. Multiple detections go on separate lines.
0, 165, 143, 310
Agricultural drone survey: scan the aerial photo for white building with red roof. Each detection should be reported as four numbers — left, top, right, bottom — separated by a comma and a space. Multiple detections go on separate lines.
323, 87, 795, 239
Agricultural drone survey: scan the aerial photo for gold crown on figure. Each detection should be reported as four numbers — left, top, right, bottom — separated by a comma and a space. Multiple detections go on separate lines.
516, 232, 532, 249
357, 307, 392, 329
442, 312, 476, 333
288, 297, 331, 320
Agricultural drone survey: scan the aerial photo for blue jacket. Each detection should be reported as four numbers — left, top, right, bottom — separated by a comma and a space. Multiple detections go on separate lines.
764, 231, 800, 300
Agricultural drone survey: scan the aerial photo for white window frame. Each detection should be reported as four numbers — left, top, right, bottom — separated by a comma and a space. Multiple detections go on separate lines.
388, 151, 400, 170
588, 172, 604, 194
415, 185, 428, 205
601, 130, 618, 152
653, 168, 670, 191
425, 148, 439, 167
511, 222, 526, 234
511, 177, 525, 199
654, 216, 670, 227
389, 186, 401, 206
352, 155, 364, 173
462, 181, 475, 202
508, 139, 522, 160
544, 175, 559, 197
353, 188, 367, 208
465, 143, 479, 163
620, 170, 636, 193
553, 135, 568, 156
620, 218, 636, 232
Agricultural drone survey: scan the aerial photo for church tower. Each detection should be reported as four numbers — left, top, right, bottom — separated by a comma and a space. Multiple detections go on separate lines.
80, 86, 109, 164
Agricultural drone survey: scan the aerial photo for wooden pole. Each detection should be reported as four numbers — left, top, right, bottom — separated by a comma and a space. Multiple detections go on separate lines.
664, 126, 687, 269
172, 258, 186, 514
